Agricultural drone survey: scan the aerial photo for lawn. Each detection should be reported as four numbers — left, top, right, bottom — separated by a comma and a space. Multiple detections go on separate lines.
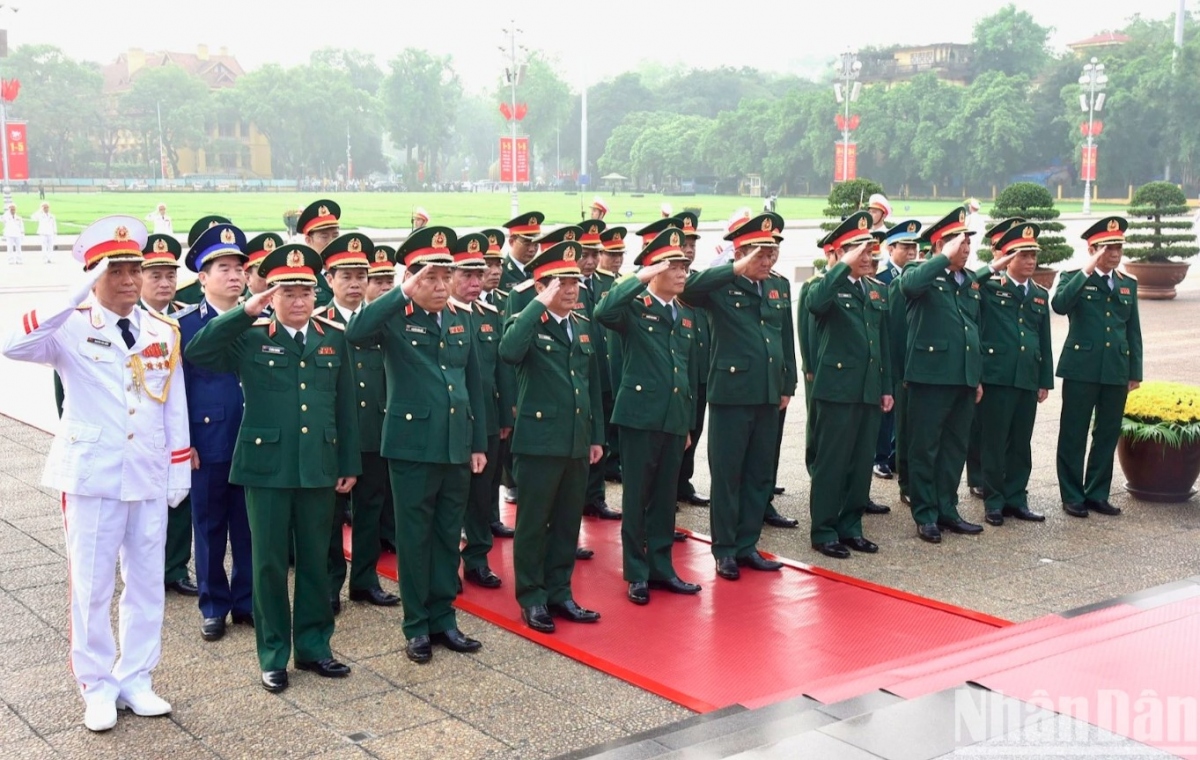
13, 190, 1130, 234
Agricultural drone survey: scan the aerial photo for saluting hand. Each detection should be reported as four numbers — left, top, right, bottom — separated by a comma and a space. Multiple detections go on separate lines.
732, 246, 764, 277
841, 241, 871, 270
990, 251, 1017, 272
244, 284, 279, 317
401, 262, 434, 297
1083, 245, 1112, 276
636, 261, 671, 283
535, 277, 561, 307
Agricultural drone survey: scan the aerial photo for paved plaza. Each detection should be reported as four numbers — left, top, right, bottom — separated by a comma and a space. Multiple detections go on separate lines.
0, 247, 1197, 758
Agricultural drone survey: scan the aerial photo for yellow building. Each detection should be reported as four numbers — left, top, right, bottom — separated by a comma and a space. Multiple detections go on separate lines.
860, 43, 973, 87
102, 45, 272, 179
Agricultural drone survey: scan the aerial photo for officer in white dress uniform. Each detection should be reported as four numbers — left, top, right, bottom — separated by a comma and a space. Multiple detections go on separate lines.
1, 216, 191, 733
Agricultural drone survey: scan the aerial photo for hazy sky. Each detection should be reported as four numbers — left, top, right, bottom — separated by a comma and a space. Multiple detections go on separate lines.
8, 0, 1187, 91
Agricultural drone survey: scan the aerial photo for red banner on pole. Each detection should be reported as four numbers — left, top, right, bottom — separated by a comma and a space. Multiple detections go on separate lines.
834, 142, 857, 182
1081, 145, 1097, 182
514, 136, 529, 183
500, 136, 530, 183
6, 121, 27, 180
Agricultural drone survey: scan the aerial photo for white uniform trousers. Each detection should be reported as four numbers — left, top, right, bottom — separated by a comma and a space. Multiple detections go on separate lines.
5, 236, 21, 263
39, 234, 54, 262
61, 493, 167, 705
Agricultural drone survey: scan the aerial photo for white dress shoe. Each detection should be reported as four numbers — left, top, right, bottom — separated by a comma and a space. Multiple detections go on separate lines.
116, 691, 172, 716
84, 701, 118, 732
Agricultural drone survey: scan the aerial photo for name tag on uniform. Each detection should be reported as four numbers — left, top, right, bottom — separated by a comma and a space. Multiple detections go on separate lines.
935, 276, 947, 282
837, 292, 853, 299
537, 333, 555, 341
318, 346, 336, 355
641, 313, 661, 322
1084, 285, 1098, 291
87, 336, 112, 348
448, 325, 465, 334
995, 291, 1013, 299
261, 345, 285, 355
727, 289, 745, 296
405, 324, 427, 334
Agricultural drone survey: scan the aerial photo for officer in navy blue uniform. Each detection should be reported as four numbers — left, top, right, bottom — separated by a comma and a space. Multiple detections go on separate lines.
176, 222, 255, 642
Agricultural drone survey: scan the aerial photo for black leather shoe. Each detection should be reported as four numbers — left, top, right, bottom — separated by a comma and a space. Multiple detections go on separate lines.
380, 538, 397, 554
1003, 505, 1046, 522
864, 499, 891, 515
405, 635, 432, 663
736, 551, 783, 571
680, 492, 711, 506
604, 472, 622, 484
812, 541, 851, 559
627, 582, 649, 605
575, 547, 594, 560
432, 628, 482, 653
985, 512, 1005, 527
583, 501, 622, 520
201, 617, 226, 641
521, 605, 555, 633
1085, 499, 1122, 516
673, 530, 688, 542
900, 493, 912, 506
330, 596, 342, 616
1063, 502, 1089, 518
715, 557, 740, 580
938, 518, 984, 535
166, 578, 199, 597
842, 536, 879, 554
763, 513, 800, 529
773, 486, 785, 495
873, 463, 894, 479
232, 612, 254, 627
464, 566, 502, 589
489, 521, 515, 538
969, 486, 986, 498
349, 587, 401, 606
296, 658, 350, 678
917, 524, 943, 543
548, 600, 601, 623
261, 670, 288, 693
649, 577, 701, 594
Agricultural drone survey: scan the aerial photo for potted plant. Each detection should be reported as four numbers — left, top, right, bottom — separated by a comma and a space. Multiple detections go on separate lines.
820, 178, 885, 236
1118, 381, 1200, 503
1123, 181, 1199, 300
978, 182, 1072, 288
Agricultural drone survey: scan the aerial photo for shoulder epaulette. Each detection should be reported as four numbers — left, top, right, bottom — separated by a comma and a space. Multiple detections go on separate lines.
252, 317, 272, 327
312, 314, 344, 331
1031, 280, 1050, 294
571, 311, 590, 323
493, 288, 509, 298
172, 303, 200, 319
74, 304, 92, 311
769, 269, 785, 279
1117, 269, 1136, 281
446, 300, 457, 314
596, 268, 615, 277
448, 296, 470, 311
146, 309, 180, 329
513, 280, 536, 293
805, 273, 824, 283
476, 299, 499, 314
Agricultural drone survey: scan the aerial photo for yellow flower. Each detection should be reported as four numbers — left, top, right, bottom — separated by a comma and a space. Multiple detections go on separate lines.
1124, 381, 1200, 425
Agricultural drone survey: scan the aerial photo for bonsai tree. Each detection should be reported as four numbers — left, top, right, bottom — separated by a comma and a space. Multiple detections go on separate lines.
821, 178, 885, 234
1124, 181, 1199, 263
979, 182, 1072, 267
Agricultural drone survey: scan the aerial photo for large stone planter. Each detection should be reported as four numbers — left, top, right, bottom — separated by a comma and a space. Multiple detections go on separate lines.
1117, 436, 1200, 503
1123, 261, 1190, 300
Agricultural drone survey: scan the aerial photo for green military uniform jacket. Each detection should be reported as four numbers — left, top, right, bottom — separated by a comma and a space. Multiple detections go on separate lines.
886, 262, 920, 381
174, 280, 203, 306
183, 308, 362, 487
682, 266, 798, 405
899, 254, 984, 387
452, 296, 515, 437
1051, 269, 1143, 385
499, 301, 604, 458
344, 286, 487, 463
805, 262, 892, 404
797, 274, 822, 379
498, 255, 532, 292
977, 272, 1054, 391
593, 276, 698, 437
589, 269, 619, 393
319, 302, 385, 452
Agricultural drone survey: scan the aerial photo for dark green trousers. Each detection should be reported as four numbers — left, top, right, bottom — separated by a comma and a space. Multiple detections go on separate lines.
512, 454, 588, 608
676, 383, 708, 498
164, 495, 193, 584
390, 460, 469, 639
619, 427, 686, 582
966, 411, 984, 490
764, 407, 787, 520
907, 383, 974, 526
1057, 379, 1128, 505
462, 434, 501, 572
803, 378, 816, 475
348, 452, 391, 592
245, 486, 335, 672
493, 434, 512, 523
328, 494, 349, 598
808, 400, 881, 544
980, 384, 1038, 514
894, 384, 911, 498
707, 403, 778, 559
586, 392, 614, 504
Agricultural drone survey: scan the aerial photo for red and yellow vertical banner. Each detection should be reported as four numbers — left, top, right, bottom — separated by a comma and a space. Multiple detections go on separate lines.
834, 142, 857, 183
1080, 145, 1097, 182
500, 136, 530, 183
6, 121, 27, 180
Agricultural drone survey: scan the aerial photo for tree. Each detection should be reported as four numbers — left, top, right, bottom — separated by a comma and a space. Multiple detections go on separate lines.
983, 182, 1072, 267
656, 67, 774, 118
1125, 181, 1199, 262
971, 4, 1052, 78
629, 115, 713, 187
120, 65, 210, 177
451, 94, 502, 181
945, 72, 1036, 187
5, 45, 105, 177
381, 49, 461, 179
597, 112, 675, 184
561, 72, 656, 180
310, 48, 383, 94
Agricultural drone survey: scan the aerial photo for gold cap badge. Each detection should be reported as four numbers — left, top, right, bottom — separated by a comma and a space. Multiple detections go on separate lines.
467, 239, 481, 253
432, 231, 447, 249
114, 226, 129, 241
907, 222, 917, 233
264, 238, 276, 251
670, 231, 680, 246
154, 239, 169, 253
1022, 226, 1035, 239
488, 234, 499, 247
348, 238, 362, 252
857, 216, 869, 230
287, 250, 303, 268
761, 217, 773, 232
220, 228, 235, 244
318, 205, 329, 217
1107, 219, 1120, 232
564, 229, 576, 241
563, 247, 576, 262
375, 250, 388, 263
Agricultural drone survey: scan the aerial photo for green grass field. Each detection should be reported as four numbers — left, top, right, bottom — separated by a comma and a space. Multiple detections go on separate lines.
14, 191, 1130, 234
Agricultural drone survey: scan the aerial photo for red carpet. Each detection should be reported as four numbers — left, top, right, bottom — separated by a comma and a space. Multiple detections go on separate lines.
346, 505, 1007, 712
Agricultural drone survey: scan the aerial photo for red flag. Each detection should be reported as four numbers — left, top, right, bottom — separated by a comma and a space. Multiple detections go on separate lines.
1, 79, 19, 103
514, 103, 528, 121
499, 103, 513, 121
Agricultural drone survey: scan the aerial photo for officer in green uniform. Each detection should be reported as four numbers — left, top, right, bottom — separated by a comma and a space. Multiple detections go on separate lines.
364, 243, 398, 553
298, 200, 341, 307
451, 232, 514, 590
673, 213, 712, 507
679, 214, 793, 580
595, 228, 702, 604
479, 229, 516, 539
877, 221, 922, 506
174, 215, 232, 306
797, 237, 830, 477
499, 240, 604, 633
1053, 216, 1142, 517
345, 226, 488, 664
899, 207, 986, 543
184, 243, 360, 694
244, 233, 285, 302
972, 223, 1053, 525
317, 233, 401, 611
806, 212, 893, 559
596, 227, 626, 484
498, 212, 545, 291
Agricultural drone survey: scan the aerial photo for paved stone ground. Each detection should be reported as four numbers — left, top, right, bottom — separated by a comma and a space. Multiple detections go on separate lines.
0, 274, 1197, 758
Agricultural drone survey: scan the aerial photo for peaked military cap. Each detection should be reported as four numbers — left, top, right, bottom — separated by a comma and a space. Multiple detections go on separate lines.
996, 222, 1041, 256
635, 227, 689, 267
452, 232, 489, 269
1082, 216, 1128, 247
245, 232, 284, 271
920, 206, 975, 245
188, 215, 232, 247
186, 223, 247, 272
297, 199, 341, 236
74, 216, 147, 271
322, 232, 373, 270
142, 234, 182, 268
399, 225, 456, 269
369, 244, 397, 278
983, 217, 1026, 246
528, 240, 584, 280
480, 228, 505, 258
672, 211, 701, 238
502, 211, 545, 239
601, 226, 627, 253
724, 212, 784, 247
826, 211, 874, 250
578, 219, 607, 249
260, 243, 323, 286
885, 219, 923, 246
635, 217, 675, 245
534, 225, 583, 247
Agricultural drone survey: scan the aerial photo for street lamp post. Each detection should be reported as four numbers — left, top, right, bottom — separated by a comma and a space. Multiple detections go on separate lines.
501, 23, 525, 220
834, 49, 862, 183
1079, 56, 1108, 216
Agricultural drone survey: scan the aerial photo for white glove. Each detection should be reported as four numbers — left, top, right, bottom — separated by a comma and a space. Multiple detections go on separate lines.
167, 489, 189, 508
70, 257, 109, 305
